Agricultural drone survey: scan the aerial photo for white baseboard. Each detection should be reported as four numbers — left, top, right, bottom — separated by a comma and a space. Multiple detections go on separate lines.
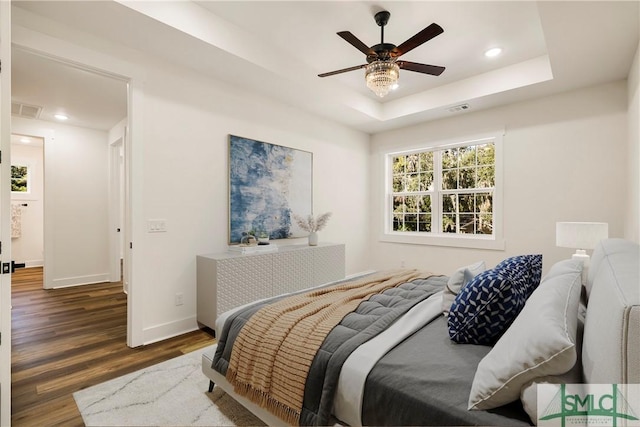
24, 260, 44, 268
143, 316, 200, 345
50, 273, 111, 289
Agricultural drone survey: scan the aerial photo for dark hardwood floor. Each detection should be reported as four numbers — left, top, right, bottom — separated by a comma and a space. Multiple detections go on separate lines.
11, 267, 215, 426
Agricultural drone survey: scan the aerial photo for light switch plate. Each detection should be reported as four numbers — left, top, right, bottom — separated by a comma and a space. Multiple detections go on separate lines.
147, 219, 167, 233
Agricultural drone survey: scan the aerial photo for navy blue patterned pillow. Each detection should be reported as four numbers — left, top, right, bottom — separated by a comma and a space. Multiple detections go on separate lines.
447, 254, 542, 345
495, 254, 543, 298
448, 270, 528, 344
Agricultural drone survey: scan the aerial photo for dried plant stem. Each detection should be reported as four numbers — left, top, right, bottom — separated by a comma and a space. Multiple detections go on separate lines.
293, 212, 332, 233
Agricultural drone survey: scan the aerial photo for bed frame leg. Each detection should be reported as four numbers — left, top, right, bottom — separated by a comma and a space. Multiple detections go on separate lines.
208, 380, 215, 393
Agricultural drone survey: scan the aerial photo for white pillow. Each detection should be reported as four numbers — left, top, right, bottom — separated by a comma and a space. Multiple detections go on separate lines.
468, 259, 583, 410
441, 261, 486, 315
519, 318, 584, 423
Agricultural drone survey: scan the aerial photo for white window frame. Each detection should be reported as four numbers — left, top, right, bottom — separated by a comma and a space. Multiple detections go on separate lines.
380, 131, 505, 250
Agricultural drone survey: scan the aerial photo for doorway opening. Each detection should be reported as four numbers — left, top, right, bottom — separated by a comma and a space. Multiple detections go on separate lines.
109, 136, 126, 287
10, 134, 44, 273
11, 46, 131, 338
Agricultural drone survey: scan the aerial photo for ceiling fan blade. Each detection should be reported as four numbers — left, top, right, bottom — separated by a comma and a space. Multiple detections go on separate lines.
393, 23, 444, 57
398, 60, 445, 76
318, 64, 367, 77
337, 31, 374, 56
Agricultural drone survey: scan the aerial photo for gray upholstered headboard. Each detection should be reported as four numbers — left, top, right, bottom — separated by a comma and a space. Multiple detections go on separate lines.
583, 238, 639, 384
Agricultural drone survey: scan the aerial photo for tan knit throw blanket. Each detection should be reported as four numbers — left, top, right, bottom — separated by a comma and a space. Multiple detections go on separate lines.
226, 269, 431, 425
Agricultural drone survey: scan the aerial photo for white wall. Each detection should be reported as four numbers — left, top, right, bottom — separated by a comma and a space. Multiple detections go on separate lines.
627, 40, 640, 243
10, 142, 44, 267
12, 117, 111, 288
370, 81, 628, 276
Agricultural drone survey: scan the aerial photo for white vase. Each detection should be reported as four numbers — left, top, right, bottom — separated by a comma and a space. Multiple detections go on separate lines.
308, 232, 318, 246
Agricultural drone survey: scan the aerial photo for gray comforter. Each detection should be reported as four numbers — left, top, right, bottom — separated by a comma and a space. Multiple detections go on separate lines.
212, 274, 447, 426
362, 315, 532, 426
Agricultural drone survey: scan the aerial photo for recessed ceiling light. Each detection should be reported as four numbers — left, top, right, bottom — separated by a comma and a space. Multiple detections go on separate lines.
390, 83, 399, 90
484, 47, 502, 58
54, 114, 68, 121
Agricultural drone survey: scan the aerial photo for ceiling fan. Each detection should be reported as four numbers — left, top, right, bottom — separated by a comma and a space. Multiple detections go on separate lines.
318, 11, 445, 97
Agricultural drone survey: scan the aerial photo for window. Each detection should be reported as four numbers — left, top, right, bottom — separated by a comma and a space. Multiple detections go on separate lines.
383, 133, 504, 250
391, 152, 434, 232
441, 144, 495, 235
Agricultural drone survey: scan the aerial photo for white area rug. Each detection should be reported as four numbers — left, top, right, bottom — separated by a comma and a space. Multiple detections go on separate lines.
73, 346, 264, 426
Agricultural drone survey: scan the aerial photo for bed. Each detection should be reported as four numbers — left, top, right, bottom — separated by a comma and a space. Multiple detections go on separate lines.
202, 238, 639, 426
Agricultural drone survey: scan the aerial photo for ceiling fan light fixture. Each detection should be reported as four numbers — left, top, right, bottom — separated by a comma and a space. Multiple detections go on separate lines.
365, 60, 399, 98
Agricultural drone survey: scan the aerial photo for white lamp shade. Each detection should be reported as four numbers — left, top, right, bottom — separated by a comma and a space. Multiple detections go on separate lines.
556, 222, 609, 250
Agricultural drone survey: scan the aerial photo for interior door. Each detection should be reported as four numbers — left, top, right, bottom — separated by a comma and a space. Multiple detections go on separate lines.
0, 1, 12, 424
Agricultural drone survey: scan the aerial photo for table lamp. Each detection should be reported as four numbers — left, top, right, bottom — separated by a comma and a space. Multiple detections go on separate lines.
556, 221, 609, 283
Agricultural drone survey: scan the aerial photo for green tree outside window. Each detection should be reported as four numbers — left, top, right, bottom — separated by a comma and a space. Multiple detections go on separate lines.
390, 142, 495, 236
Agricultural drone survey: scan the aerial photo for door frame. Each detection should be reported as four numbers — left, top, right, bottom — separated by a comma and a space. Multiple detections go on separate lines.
109, 134, 125, 285
9, 43, 142, 347
9, 126, 53, 289
0, 1, 11, 423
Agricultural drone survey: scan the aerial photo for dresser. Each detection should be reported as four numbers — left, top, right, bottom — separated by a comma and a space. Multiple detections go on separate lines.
196, 243, 345, 333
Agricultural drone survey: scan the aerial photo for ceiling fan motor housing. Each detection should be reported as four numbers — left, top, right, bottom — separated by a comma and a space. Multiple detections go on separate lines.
374, 11, 391, 27
368, 43, 397, 62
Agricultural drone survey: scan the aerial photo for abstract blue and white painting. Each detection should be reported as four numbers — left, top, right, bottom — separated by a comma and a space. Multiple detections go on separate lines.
229, 135, 312, 244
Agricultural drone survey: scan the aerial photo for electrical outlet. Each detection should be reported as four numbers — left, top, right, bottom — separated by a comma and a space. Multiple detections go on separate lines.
175, 292, 184, 306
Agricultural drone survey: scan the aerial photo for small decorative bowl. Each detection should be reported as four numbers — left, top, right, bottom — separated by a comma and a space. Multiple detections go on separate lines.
240, 235, 258, 246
